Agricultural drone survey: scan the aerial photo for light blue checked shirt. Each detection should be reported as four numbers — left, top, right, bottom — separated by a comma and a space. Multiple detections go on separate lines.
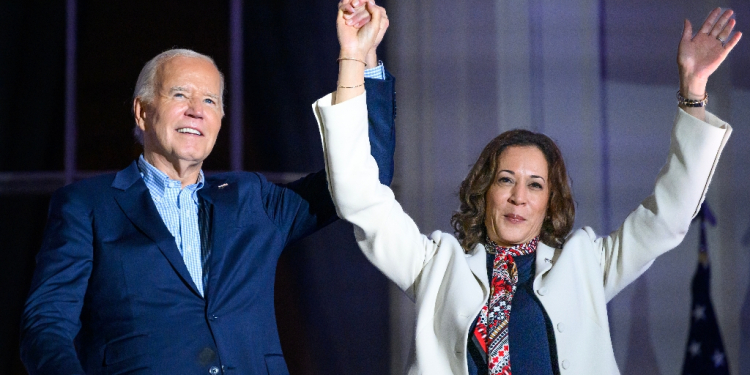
138, 155, 206, 296
365, 62, 385, 80
135, 65, 384, 298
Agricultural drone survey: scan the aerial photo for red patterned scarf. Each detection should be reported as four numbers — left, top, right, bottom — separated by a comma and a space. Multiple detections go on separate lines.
473, 236, 539, 375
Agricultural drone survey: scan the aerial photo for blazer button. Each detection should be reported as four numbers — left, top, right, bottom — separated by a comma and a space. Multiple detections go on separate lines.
557, 322, 565, 332
209, 366, 220, 375
537, 287, 548, 296
561, 360, 570, 370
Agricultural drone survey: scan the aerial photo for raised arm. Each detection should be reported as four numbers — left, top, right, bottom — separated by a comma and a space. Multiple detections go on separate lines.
313, 4, 439, 295
595, 8, 738, 300
341, 0, 395, 184
276, 2, 394, 245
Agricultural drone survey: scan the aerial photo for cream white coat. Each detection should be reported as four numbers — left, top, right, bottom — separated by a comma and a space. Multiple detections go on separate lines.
313, 92, 731, 375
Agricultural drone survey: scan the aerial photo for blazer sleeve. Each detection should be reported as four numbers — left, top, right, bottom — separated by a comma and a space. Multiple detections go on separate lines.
313, 92, 438, 296
590, 108, 732, 301
365, 69, 396, 186
269, 72, 397, 246
20, 186, 92, 375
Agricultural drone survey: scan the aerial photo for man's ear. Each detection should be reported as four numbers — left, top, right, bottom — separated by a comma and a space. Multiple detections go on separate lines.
133, 97, 148, 131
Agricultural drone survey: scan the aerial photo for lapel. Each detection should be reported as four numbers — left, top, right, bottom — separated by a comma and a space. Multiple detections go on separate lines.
198, 173, 237, 299
111, 161, 202, 298
534, 241, 560, 286
466, 243, 490, 297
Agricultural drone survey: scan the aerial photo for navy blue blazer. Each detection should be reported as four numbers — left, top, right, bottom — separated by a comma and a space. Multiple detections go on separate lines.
20, 74, 396, 375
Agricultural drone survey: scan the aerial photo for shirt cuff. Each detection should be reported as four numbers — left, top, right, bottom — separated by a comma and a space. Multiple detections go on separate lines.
364, 61, 385, 80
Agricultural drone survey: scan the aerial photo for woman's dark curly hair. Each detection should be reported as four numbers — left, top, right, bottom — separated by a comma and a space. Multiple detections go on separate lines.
450, 129, 575, 251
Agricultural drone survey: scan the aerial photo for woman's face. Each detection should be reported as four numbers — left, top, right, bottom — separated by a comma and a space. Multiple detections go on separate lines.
484, 145, 550, 247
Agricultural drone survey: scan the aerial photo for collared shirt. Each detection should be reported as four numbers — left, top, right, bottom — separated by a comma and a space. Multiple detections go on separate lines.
138, 155, 206, 296
135, 65, 385, 297
364, 62, 385, 80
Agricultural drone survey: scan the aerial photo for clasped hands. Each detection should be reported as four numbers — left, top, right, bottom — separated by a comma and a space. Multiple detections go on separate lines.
337, 0, 389, 68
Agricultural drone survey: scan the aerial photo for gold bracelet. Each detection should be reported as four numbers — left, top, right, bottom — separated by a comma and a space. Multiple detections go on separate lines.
338, 82, 365, 89
677, 90, 708, 107
337, 57, 367, 67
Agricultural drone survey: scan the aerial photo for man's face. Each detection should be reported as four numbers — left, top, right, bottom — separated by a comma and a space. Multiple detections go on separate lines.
136, 56, 223, 169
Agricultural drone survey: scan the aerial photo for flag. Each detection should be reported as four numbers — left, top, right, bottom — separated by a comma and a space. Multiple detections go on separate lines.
681, 202, 730, 375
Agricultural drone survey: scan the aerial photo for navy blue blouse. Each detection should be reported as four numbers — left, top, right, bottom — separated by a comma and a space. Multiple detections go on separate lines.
467, 252, 559, 375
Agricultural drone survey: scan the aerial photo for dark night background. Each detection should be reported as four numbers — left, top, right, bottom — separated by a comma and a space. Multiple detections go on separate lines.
4, 1, 750, 374
0, 0, 391, 374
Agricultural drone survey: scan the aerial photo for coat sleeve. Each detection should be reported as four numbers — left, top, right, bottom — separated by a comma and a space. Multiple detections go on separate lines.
365, 69, 396, 186
20, 186, 92, 374
313, 92, 439, 297
591, 108, 731, 301
270, 72, 397, 246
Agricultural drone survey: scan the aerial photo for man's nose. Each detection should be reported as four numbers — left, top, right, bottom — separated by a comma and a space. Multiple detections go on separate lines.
185, 98, 205, 119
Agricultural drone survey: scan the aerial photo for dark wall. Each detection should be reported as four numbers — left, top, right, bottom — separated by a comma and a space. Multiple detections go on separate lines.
1, 0, 390, 374
0, 0, 66, 171
604, 0, 749, 88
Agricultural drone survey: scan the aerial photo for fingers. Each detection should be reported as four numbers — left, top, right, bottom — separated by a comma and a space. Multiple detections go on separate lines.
366, 1, 382, 30
716, 18, 735, 43
723, 31, 743, 52
338, 0, 354, 14
338, 0, 364, 14
342, 0, 378, 28
709, 9, 734, 38
377, 8, 389, 39
682, 19, 693, 42
699, 7, 722, 35
346, 8, 371, 28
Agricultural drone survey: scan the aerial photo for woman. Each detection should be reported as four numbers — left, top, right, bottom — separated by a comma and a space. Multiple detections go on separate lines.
319, 4, 739, 374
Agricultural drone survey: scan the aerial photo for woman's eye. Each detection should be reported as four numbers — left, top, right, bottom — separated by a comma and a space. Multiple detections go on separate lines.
498, 177, 513, 184
530, 182, 543, 189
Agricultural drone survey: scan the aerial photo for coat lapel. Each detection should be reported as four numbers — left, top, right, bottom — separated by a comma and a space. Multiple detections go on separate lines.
198, 174, 237, 300
534, 241, 560, 285
111, 161, 202, 297
466, 243, 490, 297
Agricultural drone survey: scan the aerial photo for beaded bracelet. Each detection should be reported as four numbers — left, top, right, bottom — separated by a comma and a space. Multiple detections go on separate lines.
677, 90, 708, 107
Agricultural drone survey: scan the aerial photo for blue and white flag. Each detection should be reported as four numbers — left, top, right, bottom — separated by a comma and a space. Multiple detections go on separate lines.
681, 202, 729, 375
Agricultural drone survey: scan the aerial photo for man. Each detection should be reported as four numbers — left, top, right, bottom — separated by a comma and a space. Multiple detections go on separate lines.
20, 9, 393, 375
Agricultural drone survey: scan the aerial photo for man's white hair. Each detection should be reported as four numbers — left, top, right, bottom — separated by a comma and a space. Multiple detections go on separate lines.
132, 49, 225, 144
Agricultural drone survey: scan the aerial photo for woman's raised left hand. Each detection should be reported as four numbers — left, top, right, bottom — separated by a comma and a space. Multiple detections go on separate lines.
678, 8, 742, 99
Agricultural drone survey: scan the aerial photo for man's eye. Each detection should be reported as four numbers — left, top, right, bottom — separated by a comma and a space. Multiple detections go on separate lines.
204, 98, 216, 105
174, 93, 186, 98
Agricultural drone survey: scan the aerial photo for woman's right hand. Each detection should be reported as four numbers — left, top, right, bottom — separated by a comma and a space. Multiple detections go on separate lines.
335, 1, 388, 104
339, 0, 389, 68
337, 1, 385, 65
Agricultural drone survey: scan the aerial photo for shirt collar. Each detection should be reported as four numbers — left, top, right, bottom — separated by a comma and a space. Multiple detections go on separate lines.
137, 155, 204, 201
